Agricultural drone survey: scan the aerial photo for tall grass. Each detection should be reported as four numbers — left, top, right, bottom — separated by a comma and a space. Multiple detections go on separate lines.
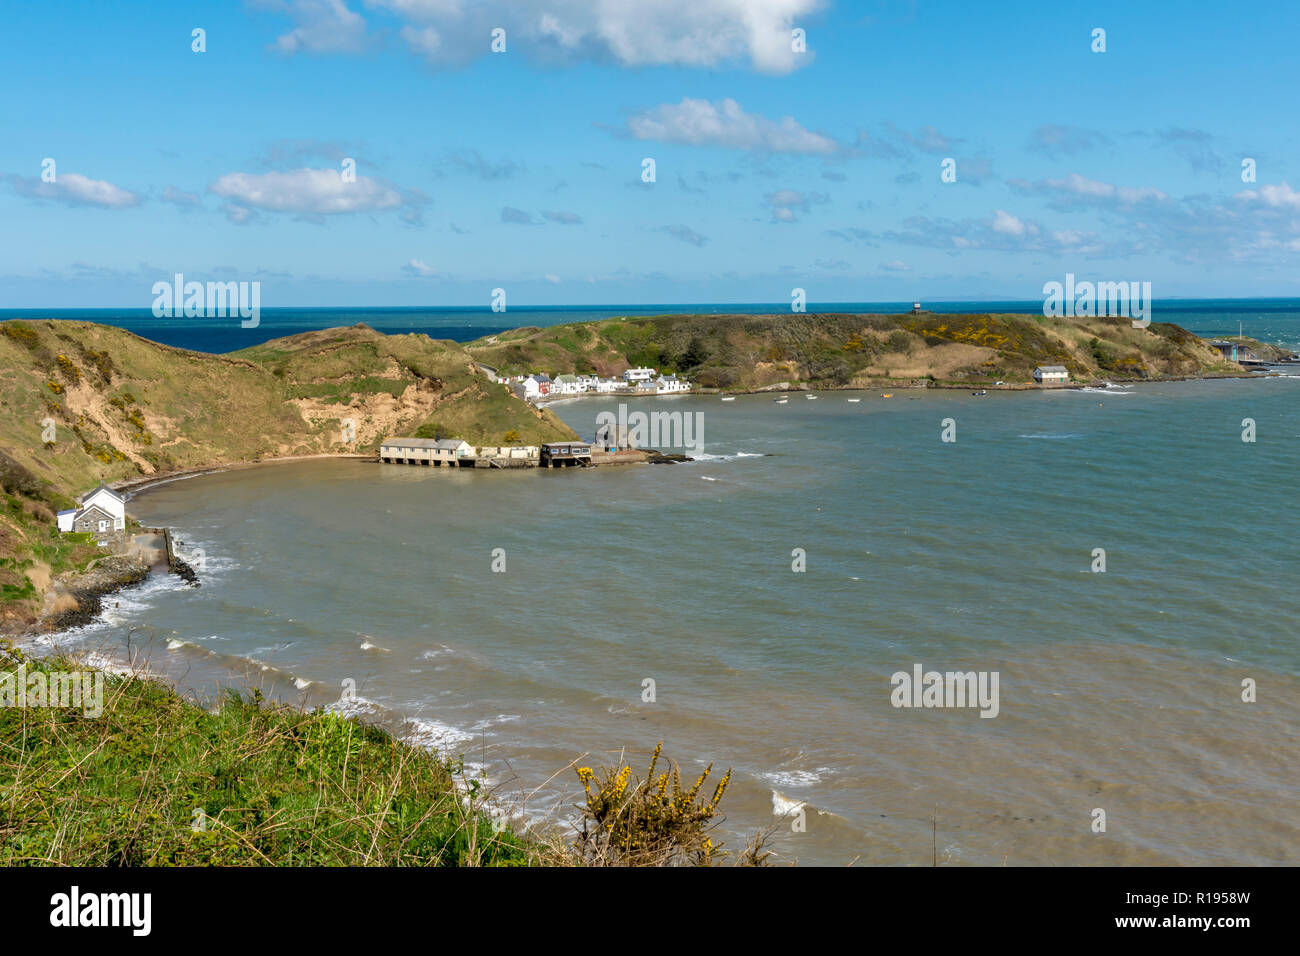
0, 646, 553, 866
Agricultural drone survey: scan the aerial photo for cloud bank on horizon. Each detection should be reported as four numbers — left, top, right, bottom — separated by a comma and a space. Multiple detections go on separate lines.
1, 0, 1298, 306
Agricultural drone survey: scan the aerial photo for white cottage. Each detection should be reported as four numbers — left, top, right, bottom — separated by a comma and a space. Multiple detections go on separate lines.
513, 378, 541, 401
1033, 365, 1070, 384
57, 482, 127, 542
551, 374, 587, 395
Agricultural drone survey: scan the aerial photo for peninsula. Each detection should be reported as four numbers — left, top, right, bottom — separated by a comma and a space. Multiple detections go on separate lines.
0, 311, 1285, 631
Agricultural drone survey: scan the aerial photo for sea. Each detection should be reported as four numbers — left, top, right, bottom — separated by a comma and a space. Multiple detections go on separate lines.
16, 301, 1300, 866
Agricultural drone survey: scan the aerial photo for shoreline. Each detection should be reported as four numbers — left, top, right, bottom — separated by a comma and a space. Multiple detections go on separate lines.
532, 368, 1278, 406
113, 452, 378, 499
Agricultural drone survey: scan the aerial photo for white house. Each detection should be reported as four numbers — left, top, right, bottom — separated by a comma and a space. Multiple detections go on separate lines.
57, 482, 127, 541
655, 374, 690, 394
551, 374, 587, 395
513, 378, 541, 401
1033, 365, 1070, 384
622, 367, 656, 384
593, 377, 623, 393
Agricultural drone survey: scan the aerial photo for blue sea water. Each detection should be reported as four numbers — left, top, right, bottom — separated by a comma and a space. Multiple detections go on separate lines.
5, 298, 1300, 353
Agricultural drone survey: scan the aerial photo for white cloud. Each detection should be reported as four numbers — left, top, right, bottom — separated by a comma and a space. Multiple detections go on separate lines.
363, 0, 822, 73
628, 98, 838, 154
1236, 181, 1300, 210
1037, 172, 1167, 205
544, 273, 561, 284
832, 213, 1112, 256
221, 203, 258, 225
208, 167, 403, 215
268, 0, 368, 54
4, 171, 142, 208
991, 209, 1030, 236
763, 188, 827, 222
883, 122, 961, 155
403, 258, 436, 277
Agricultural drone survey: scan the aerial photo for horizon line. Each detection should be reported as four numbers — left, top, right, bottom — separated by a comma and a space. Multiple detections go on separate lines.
5, 295, 1300, 313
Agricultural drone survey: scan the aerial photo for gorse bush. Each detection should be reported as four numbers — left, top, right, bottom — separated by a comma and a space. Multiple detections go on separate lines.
573, 742, 733, 866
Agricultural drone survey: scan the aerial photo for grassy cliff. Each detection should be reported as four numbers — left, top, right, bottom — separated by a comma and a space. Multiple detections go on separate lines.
468, 311, 1244, 390
0, 319, 575, 626
0, 647, 545, 866
0, 319, 572, 490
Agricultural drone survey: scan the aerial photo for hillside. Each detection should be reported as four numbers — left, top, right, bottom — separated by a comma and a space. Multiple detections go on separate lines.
0, 319, 574, 627
467, 311, 1245, 389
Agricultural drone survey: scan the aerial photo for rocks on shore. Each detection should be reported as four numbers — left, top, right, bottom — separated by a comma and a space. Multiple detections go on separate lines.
171, 557, 200, 587
645, 451, 694, 464
42, 556, 150, 631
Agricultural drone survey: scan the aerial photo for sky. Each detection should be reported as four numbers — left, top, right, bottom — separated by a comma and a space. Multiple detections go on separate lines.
2, 0, 1299, 308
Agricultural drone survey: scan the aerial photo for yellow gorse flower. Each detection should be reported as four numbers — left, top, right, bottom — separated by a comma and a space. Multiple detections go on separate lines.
612, 765, 632, 798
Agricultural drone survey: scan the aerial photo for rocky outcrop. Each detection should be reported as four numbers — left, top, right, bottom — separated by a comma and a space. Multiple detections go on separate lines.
41, 555, 149, 631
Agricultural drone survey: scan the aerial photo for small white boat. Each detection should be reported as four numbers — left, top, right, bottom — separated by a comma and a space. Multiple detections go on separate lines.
774, 398, 788, 404
847, 398, 860, 403
720, 396, 736, 402
806, 394, 817, 400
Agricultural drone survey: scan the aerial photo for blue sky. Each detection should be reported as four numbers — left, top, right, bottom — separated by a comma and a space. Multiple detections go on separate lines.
2, 0, 1299, 307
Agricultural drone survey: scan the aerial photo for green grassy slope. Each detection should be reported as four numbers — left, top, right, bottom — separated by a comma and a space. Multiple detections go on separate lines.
467, 312, 1244, 389
0, 319, 573, 497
